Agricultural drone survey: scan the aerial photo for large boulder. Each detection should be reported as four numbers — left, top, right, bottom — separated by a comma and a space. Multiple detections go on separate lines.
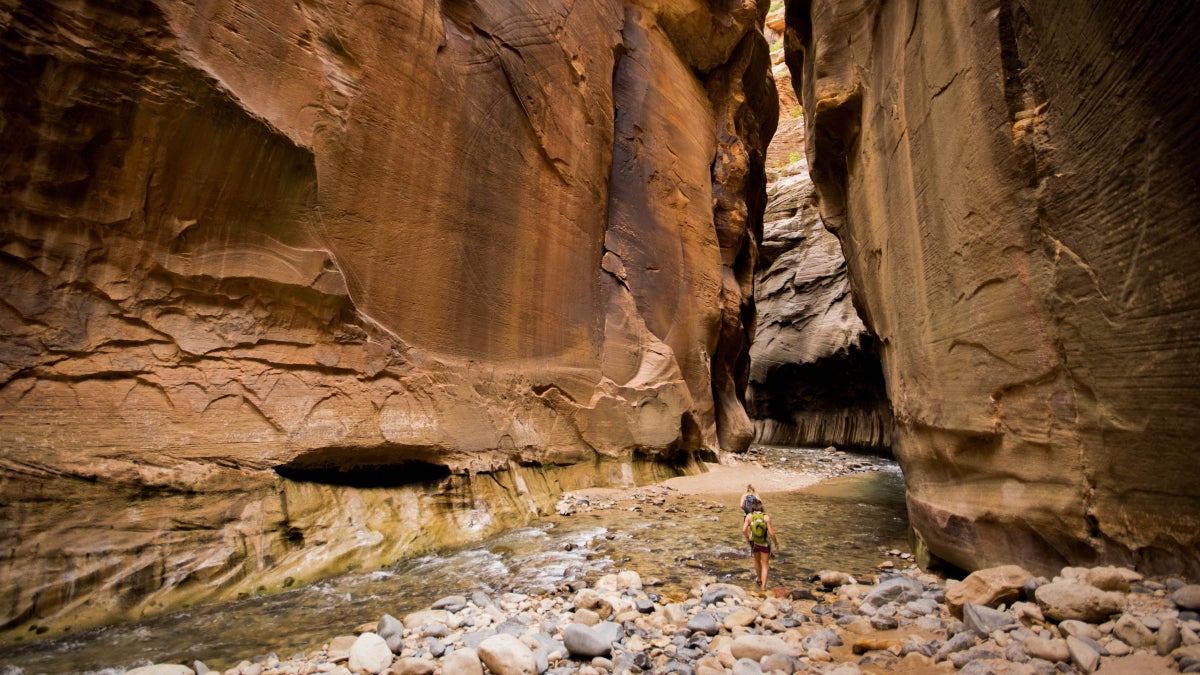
0, 0, 777, 637
787, 0, 1200, 576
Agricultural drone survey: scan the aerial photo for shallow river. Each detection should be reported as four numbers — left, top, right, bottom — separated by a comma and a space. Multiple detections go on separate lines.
0, 447, 910, 674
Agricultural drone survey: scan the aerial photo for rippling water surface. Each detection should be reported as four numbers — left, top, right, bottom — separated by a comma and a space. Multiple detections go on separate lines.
1, 447, 909, 674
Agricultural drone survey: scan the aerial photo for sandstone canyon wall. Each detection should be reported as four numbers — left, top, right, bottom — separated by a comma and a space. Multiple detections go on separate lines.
749, 30, 892, 451
0, 0, 776, 636
787, 0, 1200, 576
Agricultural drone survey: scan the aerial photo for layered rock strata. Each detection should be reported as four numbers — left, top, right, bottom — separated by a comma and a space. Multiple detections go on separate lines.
787, 1, 1200, 575
0, 0, 776, 636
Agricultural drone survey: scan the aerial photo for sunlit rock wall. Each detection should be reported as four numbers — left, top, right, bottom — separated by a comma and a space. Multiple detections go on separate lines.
0, 0, 776, 635
787, 0, 1200, 575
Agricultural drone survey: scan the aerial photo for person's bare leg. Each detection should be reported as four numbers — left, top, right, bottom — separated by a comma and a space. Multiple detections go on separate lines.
760, 556, 769, 591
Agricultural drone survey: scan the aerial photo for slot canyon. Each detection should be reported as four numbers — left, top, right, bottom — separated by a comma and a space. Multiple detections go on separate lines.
1, 0, 1197, 651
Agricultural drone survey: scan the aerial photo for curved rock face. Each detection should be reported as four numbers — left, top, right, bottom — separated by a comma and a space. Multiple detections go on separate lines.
787, 1, 1200, 575
0, 0, 776, 635
750, 140, 891, 448
749, 21, 891, 451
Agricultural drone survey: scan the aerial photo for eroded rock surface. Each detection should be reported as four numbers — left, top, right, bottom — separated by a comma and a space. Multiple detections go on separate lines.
0, 0, 776, 635
787, 1, 1200, 574
748, 22, 891, 451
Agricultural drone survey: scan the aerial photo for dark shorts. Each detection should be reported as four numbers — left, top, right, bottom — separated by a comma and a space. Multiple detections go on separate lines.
752, 543, 771, 555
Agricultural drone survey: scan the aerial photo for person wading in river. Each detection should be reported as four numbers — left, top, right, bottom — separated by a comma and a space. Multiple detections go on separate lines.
742, 496, 780, 592
740, 484, 757, 516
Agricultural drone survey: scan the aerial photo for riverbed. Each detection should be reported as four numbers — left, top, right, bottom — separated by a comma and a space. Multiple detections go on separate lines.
0, 445, 909, 674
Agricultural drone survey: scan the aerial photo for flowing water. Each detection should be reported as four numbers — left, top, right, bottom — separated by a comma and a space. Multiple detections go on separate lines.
0, 447, 910, 675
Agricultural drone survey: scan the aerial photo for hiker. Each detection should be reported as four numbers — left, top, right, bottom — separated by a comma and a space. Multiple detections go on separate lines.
740, 484, 757, 515
742, 496, 780, 591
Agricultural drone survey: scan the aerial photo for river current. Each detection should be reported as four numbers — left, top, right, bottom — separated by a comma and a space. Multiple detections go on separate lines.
0, 446, 909, 674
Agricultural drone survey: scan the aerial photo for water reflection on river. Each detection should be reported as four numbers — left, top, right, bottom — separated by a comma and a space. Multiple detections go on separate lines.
1, 448, 910, 674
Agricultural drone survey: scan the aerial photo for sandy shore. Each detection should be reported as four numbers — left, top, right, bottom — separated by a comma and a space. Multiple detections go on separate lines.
570, 445, 880, 502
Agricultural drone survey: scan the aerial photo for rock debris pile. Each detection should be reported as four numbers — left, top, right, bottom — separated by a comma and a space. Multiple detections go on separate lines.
122, 563, 1198, 675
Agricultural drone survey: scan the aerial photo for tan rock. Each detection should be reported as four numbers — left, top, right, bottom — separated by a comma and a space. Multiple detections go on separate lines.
722, 607, 759, 629
790, 0, 1200, 577
1112, 614, 1156, 649
1085, 567, 1132, 593
1036, 582, 1125, 623
946, 565, 1034, 617
1023, 636, 1070, 663
730, 634, 800, 661
852, 638, 905, 655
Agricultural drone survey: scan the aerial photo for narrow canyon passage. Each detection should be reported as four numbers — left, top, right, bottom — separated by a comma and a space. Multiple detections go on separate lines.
1, 1, 1198, 671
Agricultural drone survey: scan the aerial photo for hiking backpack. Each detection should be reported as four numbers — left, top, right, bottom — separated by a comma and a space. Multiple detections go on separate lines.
750, 513, 767, 542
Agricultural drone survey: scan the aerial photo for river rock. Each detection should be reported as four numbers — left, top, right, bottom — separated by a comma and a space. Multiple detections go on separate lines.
617, 571, 643, 590
817, 571, 856, 588
402, 610, 450, 631
1035, 582, 1124, 622
574, 608, 601, 626
126, 666, 195, 675
1085, 567, 1134, 593
377, 614, 405, 653
441, 648, 483, 675
935, 631, 978, 661
802, 628, 844, 652
1173, 586, 1200, 611
702, 583, 747, 605
1112, 614, 1156, 648
348, 633, 393, 674
731, 657, 763, 675
431, 596, 468, 612
730, 634, 800, 661
388, 658, 435, 675
723, 607, 759, 629
563, 622, 622, 658
860, 577, 925, 610
760, 653, 797, 673
573, 589, 614, 620
963, 603, 1017, 637
946, 566, 1033, 617
1067, 636, 1101, 673
476, 634, 537, 675
688, 612, 721, 636
1159, 617, 1183, 655
1059, 619, 1103, 642
1023, 636, 1070, 662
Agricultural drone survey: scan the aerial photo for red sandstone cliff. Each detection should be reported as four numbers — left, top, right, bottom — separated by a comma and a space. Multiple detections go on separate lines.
0, 0, 776, 635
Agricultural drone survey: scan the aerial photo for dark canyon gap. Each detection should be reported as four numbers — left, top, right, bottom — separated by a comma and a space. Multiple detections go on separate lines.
786, 0, 1200, 576
0, 0, 776, 636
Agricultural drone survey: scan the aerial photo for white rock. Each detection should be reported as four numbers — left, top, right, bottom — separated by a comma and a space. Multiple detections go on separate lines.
348, 633, 393, 674
616, 570, 643, 590
477, 633, 537, 675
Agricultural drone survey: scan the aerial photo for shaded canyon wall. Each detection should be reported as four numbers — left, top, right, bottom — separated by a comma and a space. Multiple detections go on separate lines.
786, 0, 1200, 576
749, 29, 892, 450
0, 0, 777, 635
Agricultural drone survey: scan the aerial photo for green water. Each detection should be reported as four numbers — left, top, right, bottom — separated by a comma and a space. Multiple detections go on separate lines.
0, 449, 909, 674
